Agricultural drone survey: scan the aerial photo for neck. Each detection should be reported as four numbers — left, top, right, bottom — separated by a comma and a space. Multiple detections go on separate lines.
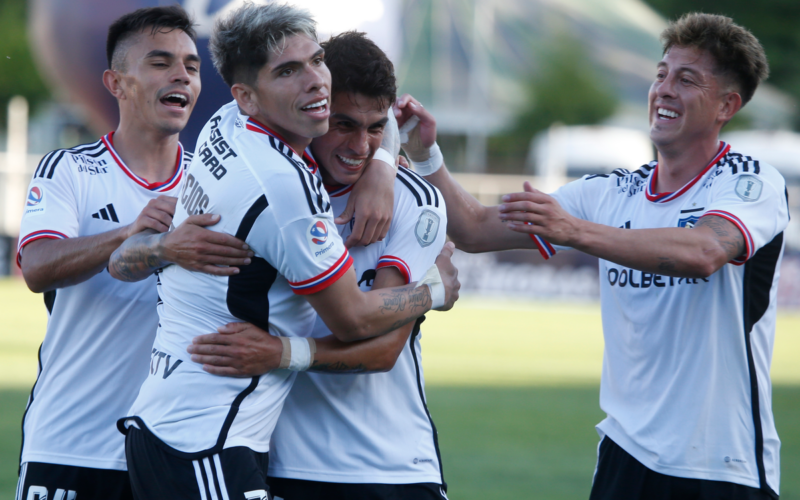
112, 119, 180, 183
655, 135, 720, 193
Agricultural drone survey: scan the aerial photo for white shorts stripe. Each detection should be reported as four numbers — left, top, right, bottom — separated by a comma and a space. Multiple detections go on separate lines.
203, 457, 220, 500
213, 454, 230, 500
15, 462, 27, 500
192, 460, 208, 500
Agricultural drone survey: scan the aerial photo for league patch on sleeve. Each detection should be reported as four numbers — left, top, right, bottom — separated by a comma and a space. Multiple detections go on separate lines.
415, 209, 440, 247
307, 218, 336, 261
24, 185, 46, 216
735, 175, 762, 202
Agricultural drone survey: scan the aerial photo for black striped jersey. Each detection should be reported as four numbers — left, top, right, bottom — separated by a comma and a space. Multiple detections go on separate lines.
124, 101, 352, 457
268, 167, 447, 485
532, 142, 789, 494
16, 134, 189, 471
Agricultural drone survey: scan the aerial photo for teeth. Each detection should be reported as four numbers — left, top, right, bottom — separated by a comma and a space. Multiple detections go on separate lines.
337, 154, 363, 166
302, 98, 327, 110
658, 108, 678, 118
163, 93, 187, 103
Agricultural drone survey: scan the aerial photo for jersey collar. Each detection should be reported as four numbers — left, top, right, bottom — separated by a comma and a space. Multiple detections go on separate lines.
102, 131, 184, 192
324, 183, 353, 197
245, 117, 319, 174
645, 141, 730, 203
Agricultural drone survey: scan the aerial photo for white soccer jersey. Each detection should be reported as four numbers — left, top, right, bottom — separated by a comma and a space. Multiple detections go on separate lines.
124, 101, 352, 457
268, 166, 448, 484
16, 133, 188, 471
531, 142, 789, 494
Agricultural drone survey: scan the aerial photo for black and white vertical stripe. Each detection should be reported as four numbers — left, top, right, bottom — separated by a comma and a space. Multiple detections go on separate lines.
267, 137, 329, 215
33, 139, 106, 179
193, 454, 230, 500
397, 167, 440, 207
14, 462, 27, 500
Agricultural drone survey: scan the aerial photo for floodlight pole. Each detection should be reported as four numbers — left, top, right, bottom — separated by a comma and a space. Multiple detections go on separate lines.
3, 96, 28, 238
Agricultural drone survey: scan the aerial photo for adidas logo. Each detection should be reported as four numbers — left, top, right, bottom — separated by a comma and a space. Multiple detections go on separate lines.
92, 203, 119, 223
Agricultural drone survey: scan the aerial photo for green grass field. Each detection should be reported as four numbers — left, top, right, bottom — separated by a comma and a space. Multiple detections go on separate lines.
1, 278, 799, 499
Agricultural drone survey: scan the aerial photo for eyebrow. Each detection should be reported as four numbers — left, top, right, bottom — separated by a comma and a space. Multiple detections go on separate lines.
657, 61, 703, 78
145, 50, 201, 64
331, 113, 389, 128
271, 48, 325, 75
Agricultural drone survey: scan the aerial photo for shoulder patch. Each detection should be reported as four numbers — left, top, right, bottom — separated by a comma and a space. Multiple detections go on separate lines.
24, 184, 46, 216
735, 175, 762, 202
307, 218, 336, 261
415, 209, 440, 247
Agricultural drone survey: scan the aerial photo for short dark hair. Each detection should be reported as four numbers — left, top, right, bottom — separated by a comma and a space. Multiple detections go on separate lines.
322, 31, 396, 109
106, 5, 197, 71
210, 3, 317, 87
661, 13, 768, 106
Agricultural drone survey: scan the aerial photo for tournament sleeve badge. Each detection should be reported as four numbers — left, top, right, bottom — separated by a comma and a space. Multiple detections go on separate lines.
24, 185, 46, 216
415, 209, 440, 248
307, 218, 336, 261
734, 175, 762, 202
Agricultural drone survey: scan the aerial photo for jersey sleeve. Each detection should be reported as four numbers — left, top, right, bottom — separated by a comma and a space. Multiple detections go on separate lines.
379, 187, 447, 284
16, 151, 80, 266
528, 175, 606, 260
702, 167, 789, 264
245, 171, 353, 295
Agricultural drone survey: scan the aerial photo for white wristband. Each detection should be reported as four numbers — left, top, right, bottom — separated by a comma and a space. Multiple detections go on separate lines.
409, 142, 444, 177
279, 337, 317, 371
372, 147, 397, 171
415, 263, 446, 309
398, 115, 420, 143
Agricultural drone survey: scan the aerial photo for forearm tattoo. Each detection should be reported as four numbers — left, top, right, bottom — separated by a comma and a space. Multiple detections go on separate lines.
309, 360, 368, 373
109, 233, 166, 282
375, 285, 431, 333
694, 216, 746, 261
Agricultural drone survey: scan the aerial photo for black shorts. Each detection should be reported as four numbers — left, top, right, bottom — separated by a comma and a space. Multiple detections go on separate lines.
589, 437, 779, 500
268, 477, 448, 500
125, 426, 272, 500
16, 461, 133, 500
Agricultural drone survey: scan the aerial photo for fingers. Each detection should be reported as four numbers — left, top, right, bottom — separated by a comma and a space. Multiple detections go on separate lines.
334, 196, 356, 226
397, 155, 409, 169
184, 213, 221, 228
523, 181, 536, 193
218, 322, 251, 335
345, 212, 368, 248
138, 215, 172, 234
155, 195, 178, 215
190, 333, 230, 347
202, 365, 249, 378
438, 241, 455, 259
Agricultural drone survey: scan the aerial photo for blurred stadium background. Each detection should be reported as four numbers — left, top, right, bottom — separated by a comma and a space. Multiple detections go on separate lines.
0, 0, 798, 498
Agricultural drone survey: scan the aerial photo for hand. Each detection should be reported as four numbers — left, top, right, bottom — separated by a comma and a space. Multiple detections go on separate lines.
498, 181, 581, 247
434, 241, 460, 311
126, 195, 176, 238
393, 94, 437, 162
159, 214, 254, 276
334, 158, 394, 248
187, 322, 283, 377
397, 155, 410, 169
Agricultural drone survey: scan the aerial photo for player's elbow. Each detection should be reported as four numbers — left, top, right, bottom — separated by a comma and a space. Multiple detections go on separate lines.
20, 260, 49, 294
328, 318, 372, 343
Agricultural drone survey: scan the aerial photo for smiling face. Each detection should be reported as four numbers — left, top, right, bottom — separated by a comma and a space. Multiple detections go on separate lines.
246, 34, 331, 153
648, 45, 734, 153
113, 28, 200, 136
311, 92, 388, 186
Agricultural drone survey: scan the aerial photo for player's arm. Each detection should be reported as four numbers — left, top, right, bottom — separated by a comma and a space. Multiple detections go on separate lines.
500, 182, 745, 278
109, 214, 254, 282
306, 241, 458, 342
393, 94, 535, 253
21, 195, 175, 292
187, 266, 414, 376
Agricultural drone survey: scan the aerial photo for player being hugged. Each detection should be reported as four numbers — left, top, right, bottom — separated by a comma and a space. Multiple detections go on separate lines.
189, 31, 451, 500
401, 12, 788, 500
15, 6, 252, 500
114, 5, 459, 499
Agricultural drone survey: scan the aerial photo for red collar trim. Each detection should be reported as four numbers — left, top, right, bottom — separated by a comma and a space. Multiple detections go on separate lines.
102, 131, 183, 192
324, 183, 354, 197
245, 117, 318, 174
645, 142, 730, 203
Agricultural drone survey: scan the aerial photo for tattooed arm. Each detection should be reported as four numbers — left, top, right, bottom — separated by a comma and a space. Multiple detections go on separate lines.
187, 267, 415, 376
109, 213, 253, 282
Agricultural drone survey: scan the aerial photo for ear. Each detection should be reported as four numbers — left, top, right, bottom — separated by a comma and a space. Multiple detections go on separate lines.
718, 92, 743, 123
102, 69, 125, 100
231, 83, 259, 117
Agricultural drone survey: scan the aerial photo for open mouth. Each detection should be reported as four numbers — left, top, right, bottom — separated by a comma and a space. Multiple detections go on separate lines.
160, 93, 189, 109
301, 98, 328, 115
657, 107, 679, 120
336, 154, 365, 169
